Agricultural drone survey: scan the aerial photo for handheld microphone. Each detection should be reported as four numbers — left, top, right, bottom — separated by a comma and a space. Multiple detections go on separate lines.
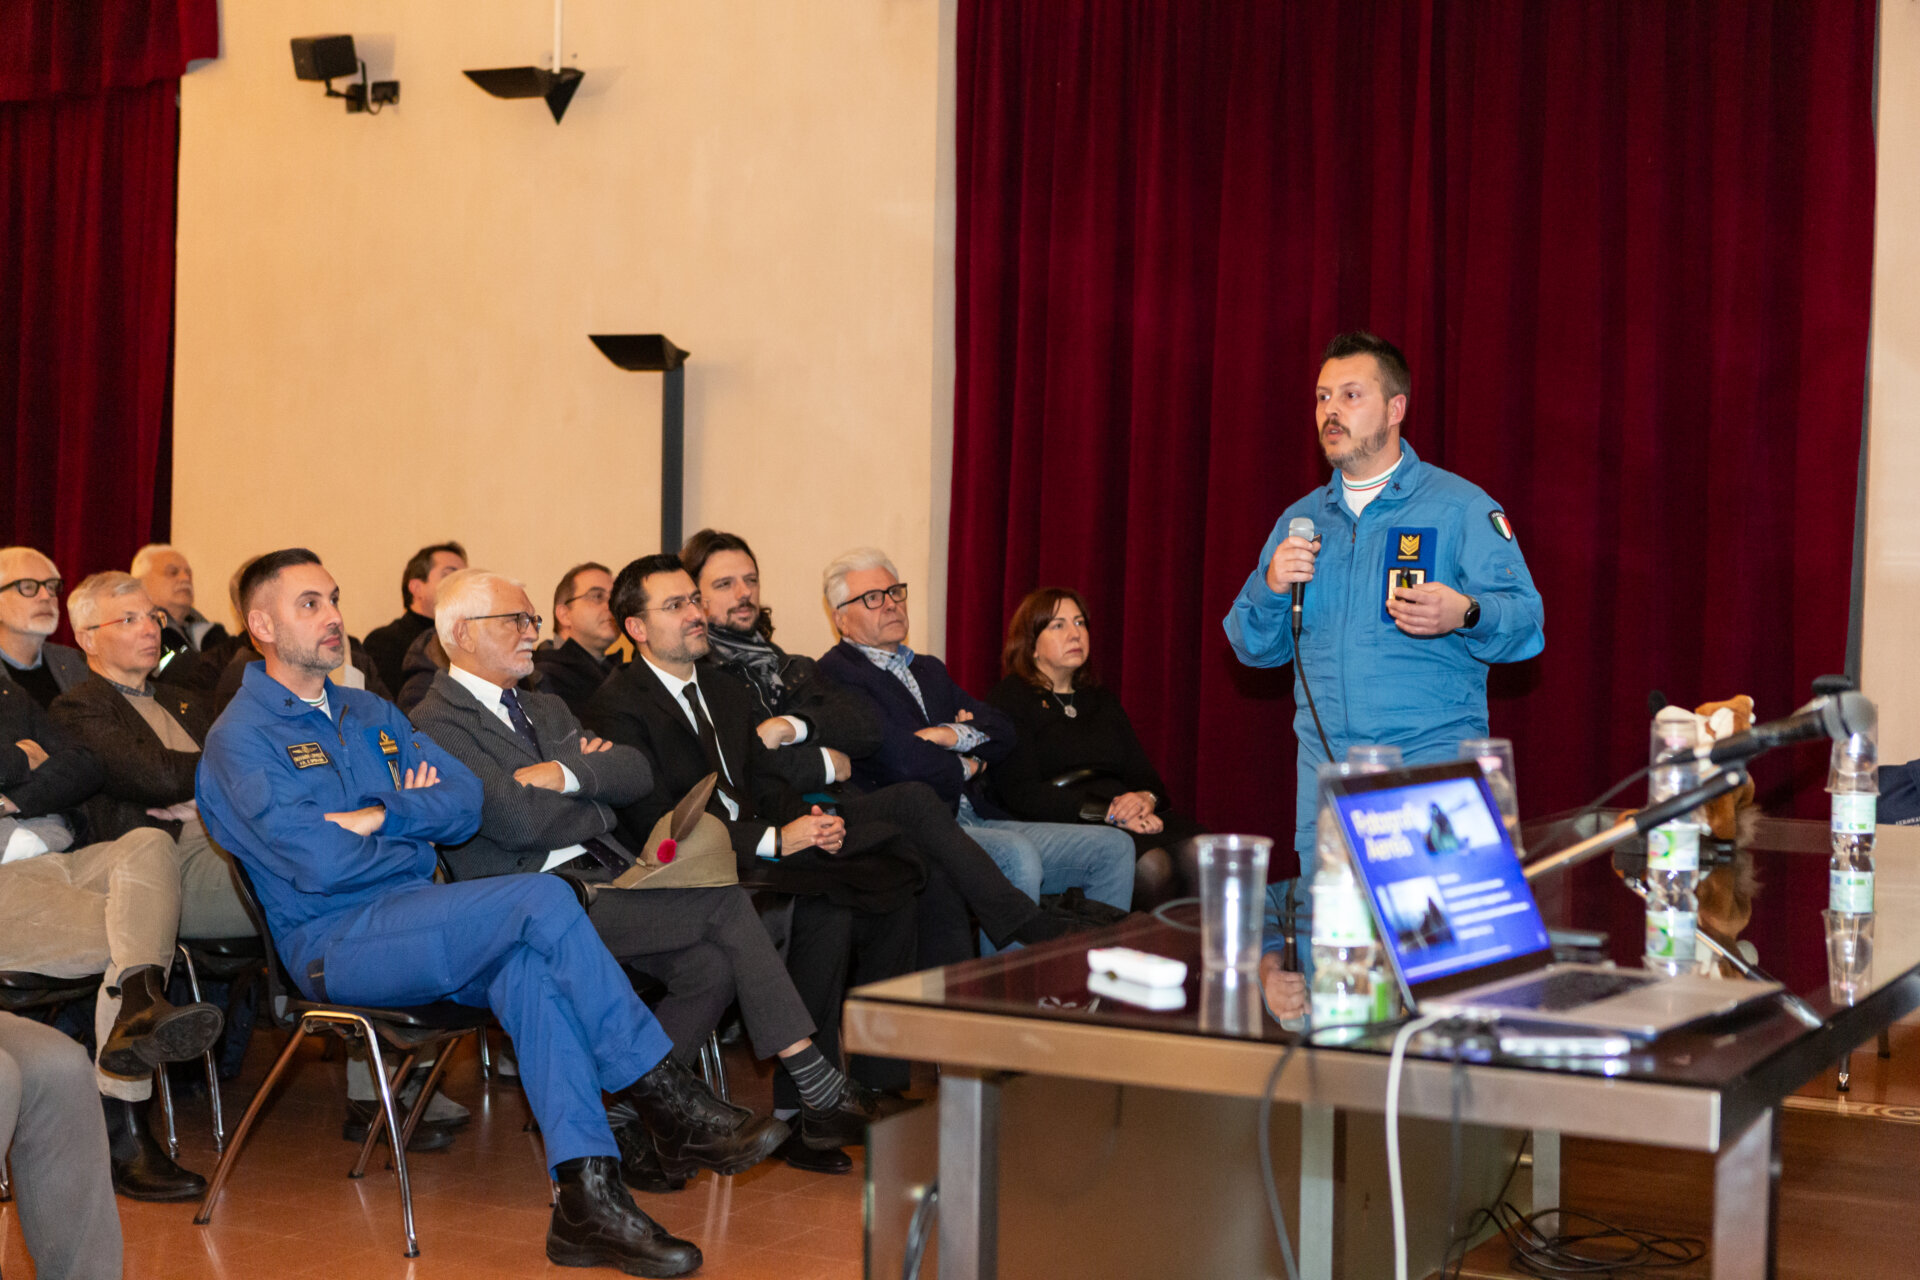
1287, 516, 1316, 641
1660, 691, 1875, 766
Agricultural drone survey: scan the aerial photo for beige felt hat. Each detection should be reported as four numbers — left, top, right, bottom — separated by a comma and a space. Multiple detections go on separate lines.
611, 773, 738, 891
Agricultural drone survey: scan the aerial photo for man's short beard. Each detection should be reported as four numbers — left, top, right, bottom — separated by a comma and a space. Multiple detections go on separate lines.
284, 638, 344, 677
18, 614, 57, 638
1328, 422, 1393, 475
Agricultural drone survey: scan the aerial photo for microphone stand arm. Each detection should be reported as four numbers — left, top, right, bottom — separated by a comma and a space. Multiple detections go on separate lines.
1521, 766, 1750, 884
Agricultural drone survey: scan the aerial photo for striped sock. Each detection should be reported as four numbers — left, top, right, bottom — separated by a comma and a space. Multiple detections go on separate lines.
782, 1044, 849, 1112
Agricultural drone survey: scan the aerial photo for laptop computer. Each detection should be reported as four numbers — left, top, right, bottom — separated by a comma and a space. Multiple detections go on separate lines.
1324, 760, 1779, 1040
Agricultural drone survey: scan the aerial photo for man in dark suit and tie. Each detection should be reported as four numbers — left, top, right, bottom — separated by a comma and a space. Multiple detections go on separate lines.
412, 568, 888, 1173
584, 554, 934, 1116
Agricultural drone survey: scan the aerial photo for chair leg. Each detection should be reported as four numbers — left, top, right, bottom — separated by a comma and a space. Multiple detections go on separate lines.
156, 1063, 179, 1158
1880, 1028, 1893, 1059
351, 1045, 421, 1180
360, 1029, 421, 1258
1, 1153, 11, 1201
176, 944, 226, 1151
701, 1032, 730, 1102
388, 1036, 465, 1170
476, 1027, 492, 1080
1837, 1052, 1852, 1092
195, 1025, 311, 1226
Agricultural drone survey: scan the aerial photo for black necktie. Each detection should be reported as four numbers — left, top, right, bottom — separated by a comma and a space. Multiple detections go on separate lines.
500, 687, 541, 752
681, 683, 749, 812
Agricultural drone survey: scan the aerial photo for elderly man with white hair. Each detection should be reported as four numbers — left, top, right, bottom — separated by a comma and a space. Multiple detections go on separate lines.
51, 572, 254, 940
816, 548, 1136, 921
132, 543, 227, 654
0, 545, 89, 709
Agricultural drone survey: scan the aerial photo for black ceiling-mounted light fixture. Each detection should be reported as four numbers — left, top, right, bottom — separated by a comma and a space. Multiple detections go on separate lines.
591, 335, 692, 552
290, 35, 399, 114
464, 0, 585, 124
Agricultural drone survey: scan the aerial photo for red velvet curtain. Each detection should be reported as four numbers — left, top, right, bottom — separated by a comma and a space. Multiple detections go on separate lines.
0, 0, 217, 585
950, 0, 1877, 880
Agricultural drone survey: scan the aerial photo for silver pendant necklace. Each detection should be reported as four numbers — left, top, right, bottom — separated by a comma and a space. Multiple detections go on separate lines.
1049, 689, 1077, 719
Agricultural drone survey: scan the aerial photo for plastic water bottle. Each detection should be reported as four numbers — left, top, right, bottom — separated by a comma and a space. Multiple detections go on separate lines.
1829, 731, 1877, 914
1308, 749, 1400, 1034
1345, 746, 1405, 1021
1644, 709, 1704, 975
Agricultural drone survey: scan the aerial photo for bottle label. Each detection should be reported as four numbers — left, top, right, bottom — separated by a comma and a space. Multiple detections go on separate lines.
1645, 908, 1697, 962
1311, 991, 1372, 1029
1311, 883, 1377, 946
1646, 823, 1700, 872
1831, 794, 1877, 835
1371, 976, 1398, 1023
1830, 869, 1875, 914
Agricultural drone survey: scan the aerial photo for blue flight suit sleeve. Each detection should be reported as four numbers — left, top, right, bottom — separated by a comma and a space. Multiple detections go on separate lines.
1450, 495, 1545, 664
1223, 517, 1299, 669
196, 704, 481, 898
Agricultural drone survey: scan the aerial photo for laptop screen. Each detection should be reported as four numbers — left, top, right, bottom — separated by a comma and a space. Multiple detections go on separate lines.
1328, 761, 1552, 995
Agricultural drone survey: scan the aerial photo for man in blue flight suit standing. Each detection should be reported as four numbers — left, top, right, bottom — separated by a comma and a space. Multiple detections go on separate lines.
1224, 332, 1545, 1016
196, 548, 786, 1278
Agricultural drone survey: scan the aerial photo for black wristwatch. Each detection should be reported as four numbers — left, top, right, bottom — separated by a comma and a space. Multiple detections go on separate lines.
1462, 596, 1482, 631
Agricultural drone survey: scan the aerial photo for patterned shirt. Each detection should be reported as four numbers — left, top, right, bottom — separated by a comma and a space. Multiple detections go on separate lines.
853, 642, 987, 753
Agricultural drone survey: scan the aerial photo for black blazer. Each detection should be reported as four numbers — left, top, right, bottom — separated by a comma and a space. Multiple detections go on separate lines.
50, 674, 213, 842
815, 641, 1017, 818
0, 669, 103, 823
533, 639, 618, 717
583, 658, 922, 911
408, 670, 650, 879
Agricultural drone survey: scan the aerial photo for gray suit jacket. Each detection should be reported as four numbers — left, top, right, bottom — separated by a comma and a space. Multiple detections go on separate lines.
408, 669, 654, 879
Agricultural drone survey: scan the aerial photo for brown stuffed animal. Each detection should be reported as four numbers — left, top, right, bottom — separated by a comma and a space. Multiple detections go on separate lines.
1691, 695, 1759, 966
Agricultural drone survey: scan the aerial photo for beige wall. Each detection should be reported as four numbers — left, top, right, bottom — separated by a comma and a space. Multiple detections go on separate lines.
1862, 0, 1920, 763
173, 0, 953, 662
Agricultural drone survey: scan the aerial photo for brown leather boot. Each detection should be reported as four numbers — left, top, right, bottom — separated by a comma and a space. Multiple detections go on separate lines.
97, 964, 224, 1076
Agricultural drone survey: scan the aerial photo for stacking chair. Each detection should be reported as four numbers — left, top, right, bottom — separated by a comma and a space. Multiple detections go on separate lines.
193, 864, 490, 1258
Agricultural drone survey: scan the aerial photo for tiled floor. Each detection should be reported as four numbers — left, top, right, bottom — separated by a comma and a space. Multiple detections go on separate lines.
2, 1032, 866, 1279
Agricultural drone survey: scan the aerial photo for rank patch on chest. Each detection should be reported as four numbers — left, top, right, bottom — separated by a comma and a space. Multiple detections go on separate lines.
1396, 533, 1422, 560
1381, 526, 1438, 624
370, 729, 402, 786
286, 742, 331, 769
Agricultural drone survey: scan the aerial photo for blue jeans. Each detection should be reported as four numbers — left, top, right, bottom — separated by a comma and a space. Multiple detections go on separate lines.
956, 798, 1136, 912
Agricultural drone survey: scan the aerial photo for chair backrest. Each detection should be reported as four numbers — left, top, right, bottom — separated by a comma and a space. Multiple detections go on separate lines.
225, 860, 302, 1028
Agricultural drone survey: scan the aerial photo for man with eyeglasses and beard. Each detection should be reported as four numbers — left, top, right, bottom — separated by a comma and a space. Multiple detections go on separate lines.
534, 561, 624, 716
584, 553, 940, 1123
0, 546, 89, 709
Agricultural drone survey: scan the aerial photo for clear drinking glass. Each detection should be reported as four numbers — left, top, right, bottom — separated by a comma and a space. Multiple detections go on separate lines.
1346, 744, 1404, 772
1824, 908, 1875, 1004
1194, 834, 1272, 972
1460, 737, 1523, 856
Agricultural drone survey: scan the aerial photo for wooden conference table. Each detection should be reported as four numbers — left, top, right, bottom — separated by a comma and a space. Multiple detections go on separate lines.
845, 813, 1920, 1279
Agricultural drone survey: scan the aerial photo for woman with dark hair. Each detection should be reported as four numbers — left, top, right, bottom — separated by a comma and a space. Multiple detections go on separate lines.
986, 588, 1204, 906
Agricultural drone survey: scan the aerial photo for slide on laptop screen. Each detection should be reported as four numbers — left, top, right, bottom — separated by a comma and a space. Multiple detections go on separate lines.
1331, 767, 1552, 988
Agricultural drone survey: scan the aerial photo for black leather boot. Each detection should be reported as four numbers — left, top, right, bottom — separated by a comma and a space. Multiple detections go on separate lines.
622, 1055, 788, 1180
546, 1155, 702, 1276
102, 1094, 209, 1202
607, 1100, 687, 1194
97, 964, 224, 1076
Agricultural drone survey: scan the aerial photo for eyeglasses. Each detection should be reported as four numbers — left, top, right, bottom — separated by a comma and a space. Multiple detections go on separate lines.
470, 611, 544, 634
642, 593, 704, 615
83, 609, 168, 633
0, 577, 62, 599
561, 588, 609, 607
836, 583, 909, 611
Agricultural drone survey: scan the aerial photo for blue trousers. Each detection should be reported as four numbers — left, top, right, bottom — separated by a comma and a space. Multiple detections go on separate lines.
300, 875, 673, 1172
957, 798, 1136, 912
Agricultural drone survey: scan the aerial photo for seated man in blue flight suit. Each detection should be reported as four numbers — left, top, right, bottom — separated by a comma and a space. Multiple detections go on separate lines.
1224, 332, 1545, 1016
196, 548, 786, 1278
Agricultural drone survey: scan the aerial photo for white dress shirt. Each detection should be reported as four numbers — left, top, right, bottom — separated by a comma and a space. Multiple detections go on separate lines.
447, 663, 584, 871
